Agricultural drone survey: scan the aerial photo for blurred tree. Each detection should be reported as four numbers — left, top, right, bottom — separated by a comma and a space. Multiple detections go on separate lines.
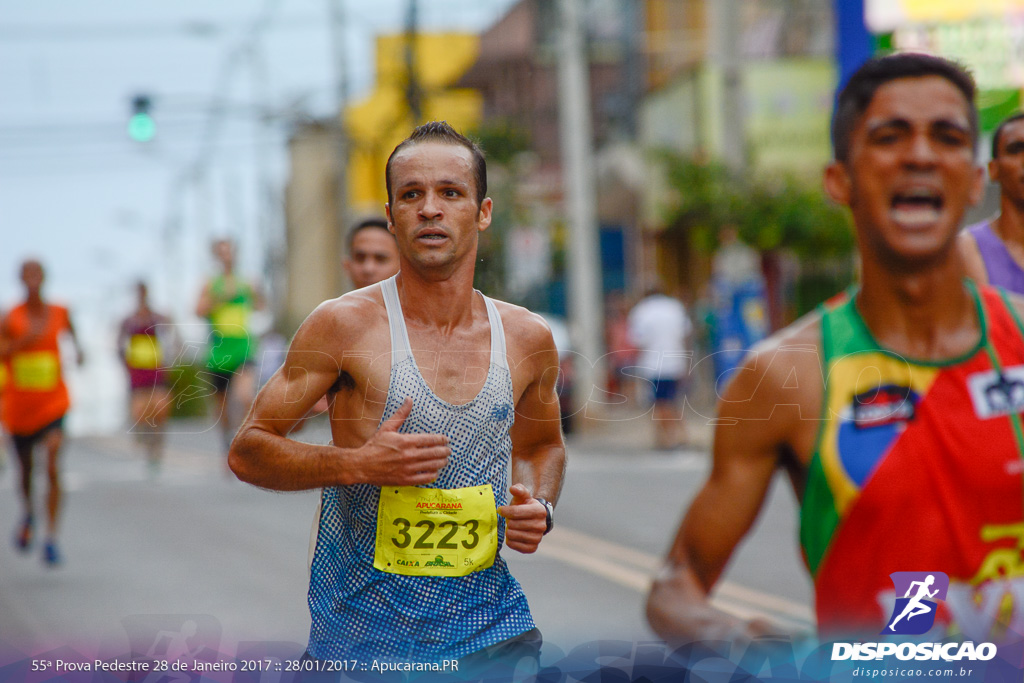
659, 151, 853, 256
468, 121, 533, 301
473, 120, 532, 166
658, 151, 856, 316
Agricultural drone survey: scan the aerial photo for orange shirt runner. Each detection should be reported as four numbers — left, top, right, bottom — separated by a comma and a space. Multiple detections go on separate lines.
1, 303, 72, 436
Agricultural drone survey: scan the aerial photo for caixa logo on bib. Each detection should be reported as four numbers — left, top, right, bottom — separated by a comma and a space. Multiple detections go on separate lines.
883, 571, 949, 635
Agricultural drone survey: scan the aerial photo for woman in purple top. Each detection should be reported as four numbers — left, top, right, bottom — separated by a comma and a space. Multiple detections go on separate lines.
117, 281, 173, 473
959, 112, 1024, 292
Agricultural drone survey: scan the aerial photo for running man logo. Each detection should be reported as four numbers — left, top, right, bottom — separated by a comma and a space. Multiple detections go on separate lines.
883, 571, 950, 635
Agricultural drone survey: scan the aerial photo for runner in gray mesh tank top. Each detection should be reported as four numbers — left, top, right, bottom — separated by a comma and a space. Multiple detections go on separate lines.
304, 275, 534, 659
229, 121, 566, 667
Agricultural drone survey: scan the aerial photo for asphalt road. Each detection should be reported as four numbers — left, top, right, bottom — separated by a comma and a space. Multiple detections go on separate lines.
0, 417, 813, 671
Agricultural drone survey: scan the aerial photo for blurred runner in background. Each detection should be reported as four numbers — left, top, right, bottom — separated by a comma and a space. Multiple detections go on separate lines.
0, 312, 6, 473
118, 281, 174, 476
344, 216, 401, 290
628, 285, 692, 450
604, 291, 637, 402
959, 111, 1024, 293
195, 238, 265, 454
1, 259, 84, 567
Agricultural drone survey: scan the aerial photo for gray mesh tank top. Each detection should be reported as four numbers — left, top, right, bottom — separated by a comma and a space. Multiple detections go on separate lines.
306, 275, 534, 661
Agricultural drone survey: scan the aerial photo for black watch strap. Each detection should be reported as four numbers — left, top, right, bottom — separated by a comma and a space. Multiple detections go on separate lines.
535, 497, 554, 535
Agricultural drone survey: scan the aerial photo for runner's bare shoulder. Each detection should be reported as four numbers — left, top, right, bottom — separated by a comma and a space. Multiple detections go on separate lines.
489, 300, 557, 358
292, 286, 388, 355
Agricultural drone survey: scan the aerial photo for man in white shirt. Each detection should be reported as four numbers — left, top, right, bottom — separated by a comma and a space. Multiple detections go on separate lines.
628, 287, 692, 449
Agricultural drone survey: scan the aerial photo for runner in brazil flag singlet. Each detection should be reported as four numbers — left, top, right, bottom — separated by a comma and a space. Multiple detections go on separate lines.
804, 281, 1024, 638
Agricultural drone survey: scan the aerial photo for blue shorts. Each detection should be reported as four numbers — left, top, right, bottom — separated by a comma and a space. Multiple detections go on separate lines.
652, 378, 680, 403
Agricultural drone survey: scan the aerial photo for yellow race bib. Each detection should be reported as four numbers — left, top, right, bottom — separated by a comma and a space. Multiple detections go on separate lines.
211, 303, 249, 337
374, 485, 498, 577
12, 351, 59, 391
127, 334, 161, 369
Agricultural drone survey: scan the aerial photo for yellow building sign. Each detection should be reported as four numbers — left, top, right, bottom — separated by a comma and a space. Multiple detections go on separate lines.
868, 0, 1024, 32
344, 33, 482, 215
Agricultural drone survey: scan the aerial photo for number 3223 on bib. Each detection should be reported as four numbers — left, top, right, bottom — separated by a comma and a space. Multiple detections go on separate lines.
374, 485, 499, 577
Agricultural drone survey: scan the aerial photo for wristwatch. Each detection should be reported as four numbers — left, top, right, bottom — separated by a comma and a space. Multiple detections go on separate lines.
535, 498, 554, 535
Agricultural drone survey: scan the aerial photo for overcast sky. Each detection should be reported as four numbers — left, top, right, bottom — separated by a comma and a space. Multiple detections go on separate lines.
0, 0, 518, 432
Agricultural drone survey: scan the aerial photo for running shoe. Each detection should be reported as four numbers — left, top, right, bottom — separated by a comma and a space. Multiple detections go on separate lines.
43, 540, 61, 567
14, 515, 32, 552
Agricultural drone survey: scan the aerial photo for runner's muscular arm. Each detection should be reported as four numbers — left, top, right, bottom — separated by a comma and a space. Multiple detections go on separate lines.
0, 314, 10, 358
229, 299, 451, 491
116, 318, 130, 367
499, 312, 566, 554
64, 309, 85, 366
647, 337, 814, 644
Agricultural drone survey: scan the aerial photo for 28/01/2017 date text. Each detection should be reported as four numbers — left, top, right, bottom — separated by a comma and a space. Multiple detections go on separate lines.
286, 658, 461, 673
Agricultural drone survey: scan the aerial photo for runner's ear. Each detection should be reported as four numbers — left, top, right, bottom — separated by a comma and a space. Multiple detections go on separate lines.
823, 161, 851, 206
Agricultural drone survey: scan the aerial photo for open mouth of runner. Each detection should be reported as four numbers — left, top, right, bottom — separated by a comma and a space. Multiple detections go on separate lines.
890, 187, 943, 229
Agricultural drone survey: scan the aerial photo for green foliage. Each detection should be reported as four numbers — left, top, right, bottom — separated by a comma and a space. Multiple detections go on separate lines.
474, 226, 507, 300
470, 120, 532, 166
468, 120, 532, 300
658, 151, 855, 259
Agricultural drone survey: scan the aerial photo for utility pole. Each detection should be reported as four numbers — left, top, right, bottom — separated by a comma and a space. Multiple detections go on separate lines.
712, 0, 744, 169
329, 0, 350, 288
556, 0, 605, 423
404, 0, 423, 122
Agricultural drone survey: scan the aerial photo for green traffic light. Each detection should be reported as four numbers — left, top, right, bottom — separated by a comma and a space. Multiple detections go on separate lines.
128, 113, 156, 142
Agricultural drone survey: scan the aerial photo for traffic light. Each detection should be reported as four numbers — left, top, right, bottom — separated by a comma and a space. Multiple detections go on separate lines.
128, 94, 156, 142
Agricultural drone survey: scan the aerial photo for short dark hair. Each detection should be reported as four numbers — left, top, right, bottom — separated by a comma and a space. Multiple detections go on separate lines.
991, 112, 1024, 159
832, 53, 978, 163
346, 216, 393, 251
385, 121, 487, 207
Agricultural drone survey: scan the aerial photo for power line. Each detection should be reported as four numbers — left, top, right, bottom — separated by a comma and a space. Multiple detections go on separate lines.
0, 15, 323, 41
